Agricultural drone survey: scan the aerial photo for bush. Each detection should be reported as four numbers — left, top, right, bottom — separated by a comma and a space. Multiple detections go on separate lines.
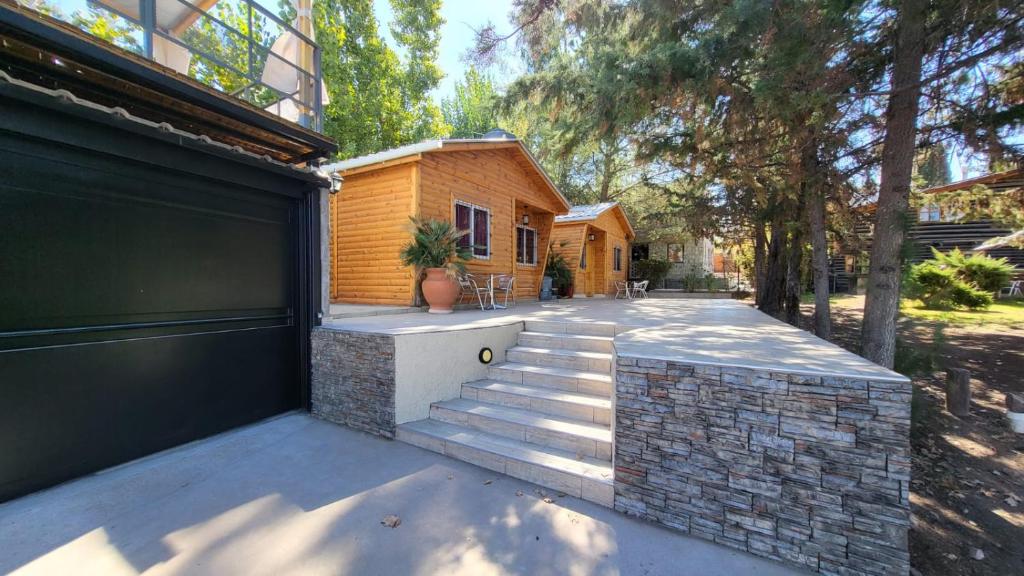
905, 261, 992, 310
931, 248, 1014, 293
633, 259, 673, 288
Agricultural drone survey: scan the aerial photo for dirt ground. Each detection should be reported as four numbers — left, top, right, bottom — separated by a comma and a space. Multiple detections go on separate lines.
800, 297, 1024, 576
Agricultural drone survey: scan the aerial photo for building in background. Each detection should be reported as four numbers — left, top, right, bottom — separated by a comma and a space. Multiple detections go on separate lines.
831, 166, 1024, 294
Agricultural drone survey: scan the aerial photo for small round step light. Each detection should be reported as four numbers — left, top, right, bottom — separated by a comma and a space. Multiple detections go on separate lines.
478, 347, 493, 364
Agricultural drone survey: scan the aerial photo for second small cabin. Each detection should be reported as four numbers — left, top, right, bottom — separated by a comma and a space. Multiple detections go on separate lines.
550, 202, 636, 297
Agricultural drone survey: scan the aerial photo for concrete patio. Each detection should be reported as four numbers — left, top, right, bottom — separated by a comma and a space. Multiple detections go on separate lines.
0, 413, 802, 576
323, 298, 905, 383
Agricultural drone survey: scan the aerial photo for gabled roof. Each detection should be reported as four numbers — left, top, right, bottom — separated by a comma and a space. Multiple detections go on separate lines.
321, 137, 572, 212
555, 202, 636, 240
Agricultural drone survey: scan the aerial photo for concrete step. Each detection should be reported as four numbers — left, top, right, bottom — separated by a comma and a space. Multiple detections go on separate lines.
430, 398, 612, 460
524, 320, 617, 337
462, 379, 611, 424
517, 331, 614, 353
397, 419, 613, 507
488, 362, 612, 396
505, 346, 613, 373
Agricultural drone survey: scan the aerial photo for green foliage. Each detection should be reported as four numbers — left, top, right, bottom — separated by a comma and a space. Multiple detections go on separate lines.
632, 259, 672, 289
930, 248, 1015, 293
904, 261, 993, 310
544, 242, 574, 295
399, 217, 471, 277
932, 184, 1024, 229
442, 67, 500, 138
315, 0, 445, 159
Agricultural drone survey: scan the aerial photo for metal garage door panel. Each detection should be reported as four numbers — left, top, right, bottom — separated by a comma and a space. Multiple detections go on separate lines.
0, 121, 304, 502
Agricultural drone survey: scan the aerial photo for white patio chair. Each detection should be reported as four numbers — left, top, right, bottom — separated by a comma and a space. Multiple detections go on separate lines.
457, 274, 490, 310
1000, 280, 1022, 298
493, 274, 516, 309
631, 280, 649, 299
614, 280, 632, 300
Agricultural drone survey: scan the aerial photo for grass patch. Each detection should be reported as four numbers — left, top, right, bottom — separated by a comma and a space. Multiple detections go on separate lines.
900, 298, 1024, 328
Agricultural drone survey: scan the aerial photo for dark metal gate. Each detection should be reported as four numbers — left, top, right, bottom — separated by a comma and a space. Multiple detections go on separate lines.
0, 86, 321, 502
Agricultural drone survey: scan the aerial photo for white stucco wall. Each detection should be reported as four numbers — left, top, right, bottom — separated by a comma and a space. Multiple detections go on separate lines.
393, 322, 523, 424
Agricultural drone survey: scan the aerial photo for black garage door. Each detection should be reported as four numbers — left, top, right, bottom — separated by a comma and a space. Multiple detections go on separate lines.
0, 91, 320, 502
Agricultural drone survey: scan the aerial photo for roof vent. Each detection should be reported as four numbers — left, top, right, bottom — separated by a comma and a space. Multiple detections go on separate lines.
482, 128, 516, 140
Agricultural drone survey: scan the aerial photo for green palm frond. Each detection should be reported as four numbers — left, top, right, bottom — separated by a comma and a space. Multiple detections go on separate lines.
399, 217, 473, 277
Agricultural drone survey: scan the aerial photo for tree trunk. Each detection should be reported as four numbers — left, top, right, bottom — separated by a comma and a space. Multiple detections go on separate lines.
860, 0, 928, 368
785, 206, 804, 326
760, 215, 787, 318
804, 140, 831, 339
807, 188, 831, 338
754, 221, 767, 307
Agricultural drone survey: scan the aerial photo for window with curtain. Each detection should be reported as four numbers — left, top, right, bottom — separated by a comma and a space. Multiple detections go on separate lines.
517, 226, 537, 265
580, 244, 587, 269
454, 201, 490, 258
613, 246, 622, 272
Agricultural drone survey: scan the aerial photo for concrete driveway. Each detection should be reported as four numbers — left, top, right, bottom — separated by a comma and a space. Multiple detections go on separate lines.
0, 413, 802, 576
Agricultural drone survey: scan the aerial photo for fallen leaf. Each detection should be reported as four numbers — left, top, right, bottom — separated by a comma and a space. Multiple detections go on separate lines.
543, 497, 554, 504
381, 514, 401, 529
483, 479, 493, 485
970, 548, 985, 561
1005, 495, 1020, 507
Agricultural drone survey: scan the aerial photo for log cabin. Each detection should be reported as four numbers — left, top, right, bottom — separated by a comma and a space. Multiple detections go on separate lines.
550, 202, 636, 297
322, 132, 572, 305
830, 167, 1024, 293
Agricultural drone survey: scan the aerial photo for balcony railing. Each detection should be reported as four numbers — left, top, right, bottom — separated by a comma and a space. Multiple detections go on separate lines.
20, 0, 323, 131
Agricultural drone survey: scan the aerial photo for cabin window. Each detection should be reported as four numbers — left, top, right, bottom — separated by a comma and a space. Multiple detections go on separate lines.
918, 203, 942, 222
613, 246, 622, 272
455, 201, 490, 259
517, 226, 538, 266
580, 244, 587, 270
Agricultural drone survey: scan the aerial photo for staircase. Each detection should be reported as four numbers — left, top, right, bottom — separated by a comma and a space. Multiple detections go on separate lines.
397, 320, 616, 507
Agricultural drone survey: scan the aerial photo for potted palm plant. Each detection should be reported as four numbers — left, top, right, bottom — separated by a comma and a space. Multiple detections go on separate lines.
400, 217, 473, 314
545, 242, 574, 298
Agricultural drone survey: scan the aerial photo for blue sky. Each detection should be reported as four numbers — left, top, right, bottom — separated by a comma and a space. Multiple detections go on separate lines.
372, 0, 516, 102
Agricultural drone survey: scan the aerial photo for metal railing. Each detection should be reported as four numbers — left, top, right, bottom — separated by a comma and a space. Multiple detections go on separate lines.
23, 0, 323, 131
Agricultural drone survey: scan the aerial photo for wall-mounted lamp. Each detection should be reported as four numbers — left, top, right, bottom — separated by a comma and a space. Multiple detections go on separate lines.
329, 173, 343, 194
522, 214, 530, 226
588, 233, 596, 241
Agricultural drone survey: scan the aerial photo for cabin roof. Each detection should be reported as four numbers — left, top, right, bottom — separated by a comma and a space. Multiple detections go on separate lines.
921, 167, 1023, 195
321, 138, 572, 212
555, 202, 636, 239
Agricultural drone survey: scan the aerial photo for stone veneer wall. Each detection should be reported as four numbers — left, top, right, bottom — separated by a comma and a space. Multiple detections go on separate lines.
311, 328, 396, 438
615, 357, 911, 576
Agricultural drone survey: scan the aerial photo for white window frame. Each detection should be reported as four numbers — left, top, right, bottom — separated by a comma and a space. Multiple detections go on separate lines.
454, 200, 491, 260
516, 225, 538, 266
613, 246, 622, 272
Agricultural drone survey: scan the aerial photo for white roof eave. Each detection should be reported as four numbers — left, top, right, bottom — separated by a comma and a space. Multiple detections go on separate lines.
320, 137, 572, 212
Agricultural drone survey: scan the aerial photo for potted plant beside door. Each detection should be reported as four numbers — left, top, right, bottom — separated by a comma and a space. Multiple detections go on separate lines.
400, 217, 473, 314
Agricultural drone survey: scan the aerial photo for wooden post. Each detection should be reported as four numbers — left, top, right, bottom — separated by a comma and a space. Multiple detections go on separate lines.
946, 368, 971, 417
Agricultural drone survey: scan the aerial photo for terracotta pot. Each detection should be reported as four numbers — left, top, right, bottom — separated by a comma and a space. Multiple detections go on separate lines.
421, 268, 459, 314
562, 284, 575, 299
